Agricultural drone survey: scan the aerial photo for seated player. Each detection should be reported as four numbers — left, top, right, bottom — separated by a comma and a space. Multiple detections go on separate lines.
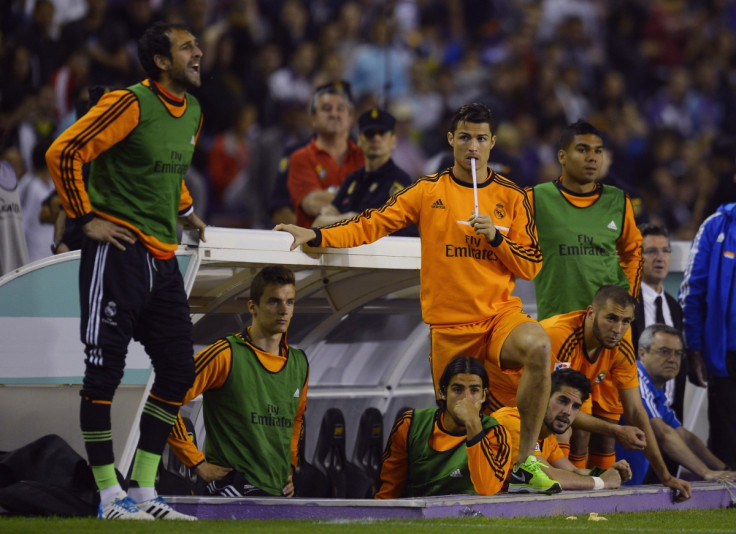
375, 356, 511, 498
540, 285, 691, 500
167, 266, 309, 497
494, 368, 631, 492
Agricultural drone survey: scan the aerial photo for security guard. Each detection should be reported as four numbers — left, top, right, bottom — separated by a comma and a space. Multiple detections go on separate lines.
314, 108, 417, 236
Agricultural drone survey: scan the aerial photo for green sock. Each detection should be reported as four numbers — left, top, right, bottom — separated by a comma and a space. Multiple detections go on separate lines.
130, 449, 161, 488
91, 463, 119, 490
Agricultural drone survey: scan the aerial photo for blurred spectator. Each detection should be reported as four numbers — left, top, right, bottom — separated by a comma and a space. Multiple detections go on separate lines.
272, 0, 317, 63
0, 158, 30, 274
348, 16, 412, 104
59, 0, 132, 87
387, 102, 426, 181
0, 46, 38, 149
287, 81, 364, 228
253, 100, 311, 228
17, 0, 61, 86
18, 85, 59, 174
702, 137, 736, 218
18, 141, 55, 262
207, 103, 259, 226
195, 31, 246, 138
268, 41, 318, 110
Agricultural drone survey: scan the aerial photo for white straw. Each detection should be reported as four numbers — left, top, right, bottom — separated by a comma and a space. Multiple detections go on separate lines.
471, 158, 479, 218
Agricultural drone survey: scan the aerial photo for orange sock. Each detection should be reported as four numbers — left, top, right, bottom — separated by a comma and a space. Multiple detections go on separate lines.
588, 451, 616, 470
569, 452, 587, 469
557, 441, 571, 458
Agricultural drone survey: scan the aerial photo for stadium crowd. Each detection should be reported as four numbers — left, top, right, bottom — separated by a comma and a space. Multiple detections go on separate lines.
2, 0, 736, 247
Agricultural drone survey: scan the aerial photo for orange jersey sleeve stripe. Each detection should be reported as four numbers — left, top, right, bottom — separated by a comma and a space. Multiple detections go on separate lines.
54, 90, 139, 218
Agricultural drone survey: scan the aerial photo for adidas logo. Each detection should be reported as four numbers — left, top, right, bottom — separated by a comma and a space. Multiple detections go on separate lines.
449, 468, 463, 478
293, 388, 300, 398
607, 220, 618, 230
432, 198, 446, 209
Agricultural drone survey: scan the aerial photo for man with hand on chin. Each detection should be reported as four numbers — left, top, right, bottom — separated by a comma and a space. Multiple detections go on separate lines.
375, 357, 511, 498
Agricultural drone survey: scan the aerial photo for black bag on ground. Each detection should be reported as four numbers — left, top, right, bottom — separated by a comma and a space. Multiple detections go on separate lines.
0, 434, 99, 517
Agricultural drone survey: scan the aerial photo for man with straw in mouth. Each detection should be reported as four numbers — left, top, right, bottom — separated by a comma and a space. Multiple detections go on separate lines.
275, 103, 559, 493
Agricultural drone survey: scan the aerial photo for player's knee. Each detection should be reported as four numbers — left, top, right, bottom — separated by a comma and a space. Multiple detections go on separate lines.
519, 329, 551, 373
151, 356, 195, 402
81, 364, 124, 399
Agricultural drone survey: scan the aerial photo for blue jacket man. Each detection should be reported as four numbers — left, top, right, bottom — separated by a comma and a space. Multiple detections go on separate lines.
679, 202, 736, 468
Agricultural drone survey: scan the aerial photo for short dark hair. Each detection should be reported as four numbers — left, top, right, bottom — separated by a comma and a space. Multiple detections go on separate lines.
638, 323, 684, 351
437, 356, 490, 411
550, 368, 592, 403
449, 103, 495, 135
559, 119, 601, 151
250, 266, 296, 304
592, 284, 635, 310
638, 223, 670, 241
137, 22, 191, 80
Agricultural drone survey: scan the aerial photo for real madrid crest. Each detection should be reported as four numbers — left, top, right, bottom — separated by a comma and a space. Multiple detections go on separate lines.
494, 203, 506, 219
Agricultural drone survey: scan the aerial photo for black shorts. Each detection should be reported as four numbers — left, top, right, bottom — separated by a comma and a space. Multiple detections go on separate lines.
79, 238, 194, 400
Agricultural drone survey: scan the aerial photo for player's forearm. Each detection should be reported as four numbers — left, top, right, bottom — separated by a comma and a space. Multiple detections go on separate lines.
167, 416, 205, 468
630, 408, 672, 481
467, 432, 511, 496
572, 412, 616, 436
491, 236, 543, 280
541, 465, 598, 490
657, 426, 709, 478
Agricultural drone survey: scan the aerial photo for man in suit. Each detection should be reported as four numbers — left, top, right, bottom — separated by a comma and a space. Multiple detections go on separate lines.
630, 224, 686, 421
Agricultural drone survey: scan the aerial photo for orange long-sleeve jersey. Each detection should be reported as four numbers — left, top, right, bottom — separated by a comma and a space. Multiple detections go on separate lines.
540, 311, 638, 412
492, 406, 564, 482
168, 330, 308, 471
527, 179, 642, 300
375, 408, 511, 498
45, 80, 202, 259
314, 168, 542, 326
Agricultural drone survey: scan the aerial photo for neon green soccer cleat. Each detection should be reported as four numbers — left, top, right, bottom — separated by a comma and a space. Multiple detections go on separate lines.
508, 455, 562, 494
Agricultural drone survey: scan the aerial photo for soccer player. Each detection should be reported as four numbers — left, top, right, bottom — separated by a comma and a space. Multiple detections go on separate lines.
167, 266, 309, 497
540, 285, 691, 500
375, 357, 511, 498
46, 22, 206, 520
276, 102, 557, 492
494, 368, 631, 491
530, 120, 642, 321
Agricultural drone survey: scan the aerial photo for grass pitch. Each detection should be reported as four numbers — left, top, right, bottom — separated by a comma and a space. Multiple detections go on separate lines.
1, 508, 734, 534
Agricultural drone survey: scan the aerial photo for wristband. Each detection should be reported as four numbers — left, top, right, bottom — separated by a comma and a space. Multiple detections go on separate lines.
592, 476, 604, 490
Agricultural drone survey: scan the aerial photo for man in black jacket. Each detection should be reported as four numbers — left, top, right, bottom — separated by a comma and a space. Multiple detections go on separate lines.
630, 224, 685, 420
